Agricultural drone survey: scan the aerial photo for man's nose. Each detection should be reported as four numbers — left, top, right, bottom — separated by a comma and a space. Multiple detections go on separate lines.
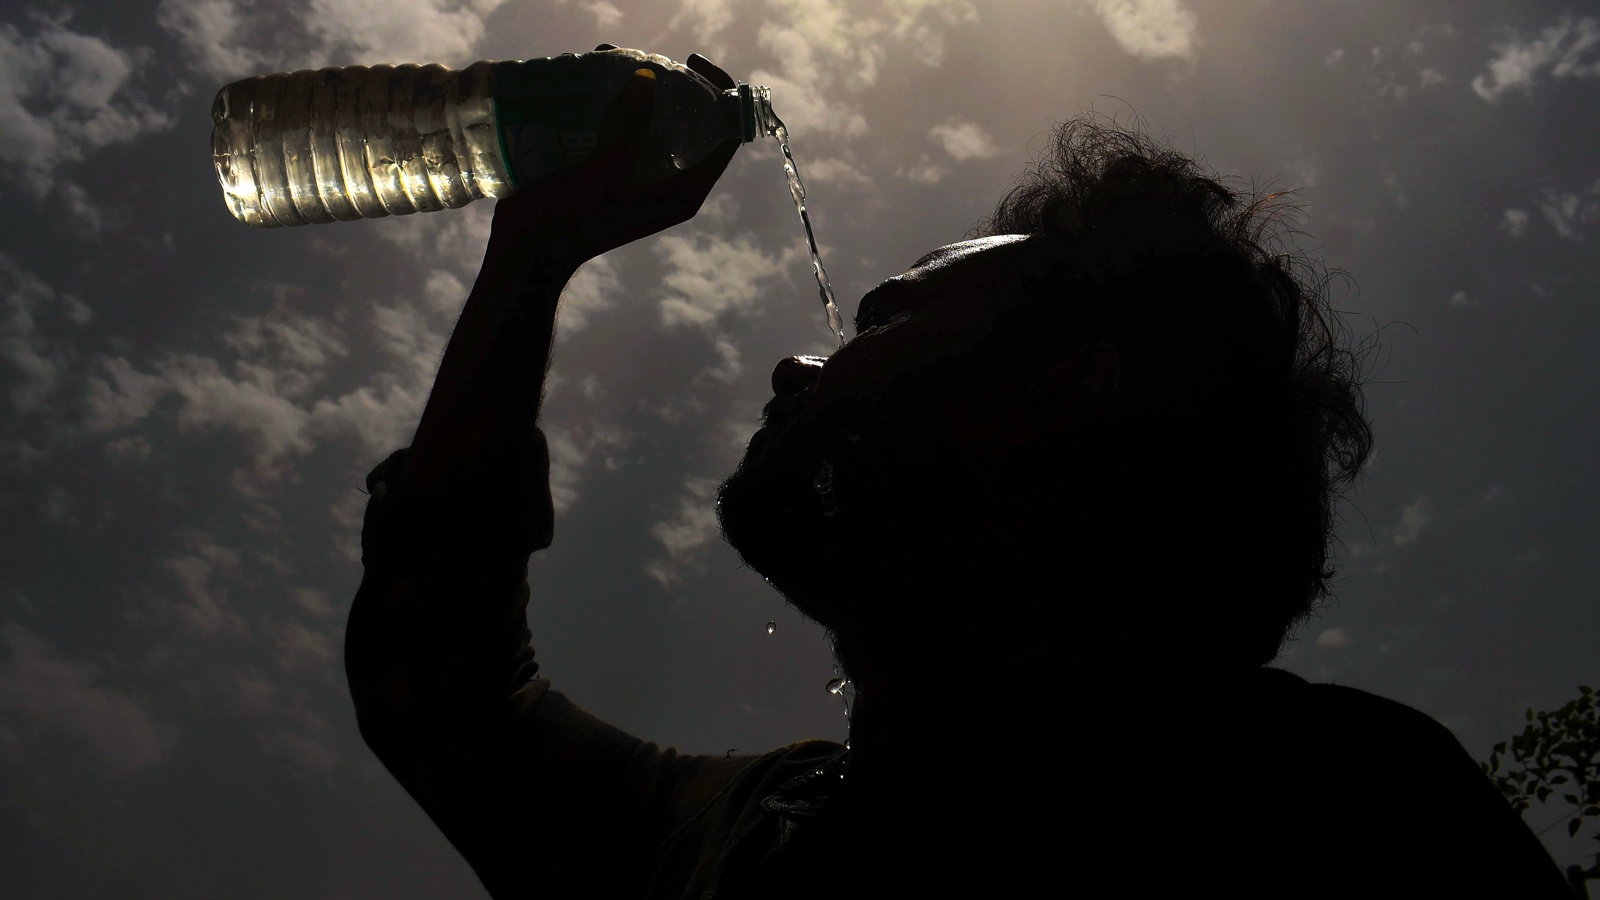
772, 355, 826, 395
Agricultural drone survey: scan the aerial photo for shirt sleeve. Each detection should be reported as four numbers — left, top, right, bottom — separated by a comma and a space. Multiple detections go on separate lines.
1308, 682, 1575, 897
343, 431, 756, 900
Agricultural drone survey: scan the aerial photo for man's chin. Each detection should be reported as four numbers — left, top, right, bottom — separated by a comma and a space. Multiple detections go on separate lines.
717, 448, 829, 587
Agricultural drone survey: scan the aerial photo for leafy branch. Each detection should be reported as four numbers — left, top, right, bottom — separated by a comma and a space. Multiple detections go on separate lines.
1482, 685, 1600, 877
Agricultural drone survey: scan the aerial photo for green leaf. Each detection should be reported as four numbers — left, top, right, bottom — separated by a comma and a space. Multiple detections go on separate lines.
1581, 685, 1593, 696
1571, 818, 1584, 838
1566, 794, 1582, 806
1584, 806, 1600, 817
1538, 787, 1553, 803
1515, 800, 1531, 813
1553, 775, 1570, 785
1527, 707, 1535, 721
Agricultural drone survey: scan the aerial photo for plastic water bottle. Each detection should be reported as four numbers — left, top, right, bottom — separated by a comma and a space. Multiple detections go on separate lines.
211, 47, 776, 228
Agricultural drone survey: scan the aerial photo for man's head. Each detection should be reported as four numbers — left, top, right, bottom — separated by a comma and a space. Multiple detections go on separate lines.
717, 114, 1374, 673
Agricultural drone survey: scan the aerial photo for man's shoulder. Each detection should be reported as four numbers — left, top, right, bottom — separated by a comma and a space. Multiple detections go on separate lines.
1261, 668, 1463, 748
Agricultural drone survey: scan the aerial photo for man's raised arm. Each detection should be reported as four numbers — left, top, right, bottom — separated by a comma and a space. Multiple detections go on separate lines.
343, 53, 761, 899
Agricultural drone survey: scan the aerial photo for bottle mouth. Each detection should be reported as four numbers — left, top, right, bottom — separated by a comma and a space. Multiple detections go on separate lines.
736, 83, 776, 142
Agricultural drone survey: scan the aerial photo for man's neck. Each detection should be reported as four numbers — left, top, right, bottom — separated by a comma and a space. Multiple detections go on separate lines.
836, 618, 1220, 776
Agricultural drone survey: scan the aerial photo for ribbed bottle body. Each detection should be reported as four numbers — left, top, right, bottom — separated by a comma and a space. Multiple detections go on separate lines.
212, 61, 506, 228
213, 49, 767, 229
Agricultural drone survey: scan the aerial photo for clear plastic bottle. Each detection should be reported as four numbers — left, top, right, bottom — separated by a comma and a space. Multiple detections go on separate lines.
211, 48, 777, 228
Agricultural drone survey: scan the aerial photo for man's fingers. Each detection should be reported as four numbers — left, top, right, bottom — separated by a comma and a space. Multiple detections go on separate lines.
686, 52, 736, 90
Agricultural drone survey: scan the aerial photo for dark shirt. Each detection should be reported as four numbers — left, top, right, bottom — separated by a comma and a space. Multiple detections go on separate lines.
344, 432, 1574, 899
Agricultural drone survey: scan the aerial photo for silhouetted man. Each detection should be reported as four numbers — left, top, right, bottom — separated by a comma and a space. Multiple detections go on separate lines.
344, 50, 1573, 898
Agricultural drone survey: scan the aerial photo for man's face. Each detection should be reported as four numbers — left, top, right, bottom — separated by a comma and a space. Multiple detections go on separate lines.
716, 235, 1061, 624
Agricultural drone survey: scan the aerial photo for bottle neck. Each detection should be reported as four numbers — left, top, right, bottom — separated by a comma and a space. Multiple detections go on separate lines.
728, 83, 776, 143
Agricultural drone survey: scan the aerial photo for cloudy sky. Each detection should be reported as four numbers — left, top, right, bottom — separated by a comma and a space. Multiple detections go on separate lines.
2, 0, 1598, 895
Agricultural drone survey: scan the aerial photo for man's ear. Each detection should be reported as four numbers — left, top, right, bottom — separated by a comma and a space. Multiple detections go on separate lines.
1050, 341, 1122, 411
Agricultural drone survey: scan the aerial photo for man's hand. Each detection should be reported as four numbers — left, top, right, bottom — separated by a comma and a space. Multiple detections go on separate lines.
484, 45, 743, 270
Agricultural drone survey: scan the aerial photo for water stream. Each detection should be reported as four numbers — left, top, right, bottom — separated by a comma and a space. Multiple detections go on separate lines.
769, 109, 845, 347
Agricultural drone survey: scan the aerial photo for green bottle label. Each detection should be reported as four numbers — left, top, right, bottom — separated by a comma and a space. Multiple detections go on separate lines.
491, 56, 621, 191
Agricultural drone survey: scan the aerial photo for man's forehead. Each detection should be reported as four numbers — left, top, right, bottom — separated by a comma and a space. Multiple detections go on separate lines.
907, 234, 1033, 272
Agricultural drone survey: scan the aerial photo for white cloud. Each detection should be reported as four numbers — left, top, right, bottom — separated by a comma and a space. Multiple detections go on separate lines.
56, 181, 104, 234
421, 269, 467, 315
1447, 290, 1478, 308
544, 420, 631, 514
697, 191, 741, 225
1390, 498, 1431, 547
928, 117, 999, 161
83, 356, 167, 432
370, 296, 447, 378
1323, 48, 1344, 66
645, 477, 722, 587
670, 0, 737, 51
655, 231, 800, 330
897, 157, 948, 184
306, 0, 510, 65
0, 16, 172, 197
288, 586, 337, 619
236, 680, 339, 780
222, 293, 350, 393
155, 0, 272, 82
1539, 186, 1600, 241
704, 334, 743, 383
167, 353, 318, 469
1345, 496, 1432, 560
378, 202, 494, 279
1418, 67, 1448, 88
885, 0, 979, 67
307, 378, 428, 466
0, 253, 92, 415
1316, 626, 1351, 649
584, 1, 623, 29
160, 530, 248, 637
557, 254, 622, 336
0, 623, 174, 776
1501, 208, 1530, 238
1086, 0, 1201, 62
269, 617, 337, 674
159, 0, 512, 81
546, 426, 587, 514
80, 279, 450, 482
1471, 14, 1600, 103
795, 155, 872, 187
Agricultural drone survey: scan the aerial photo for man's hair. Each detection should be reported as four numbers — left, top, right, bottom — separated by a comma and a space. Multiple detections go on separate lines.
959, 113, 1376, 667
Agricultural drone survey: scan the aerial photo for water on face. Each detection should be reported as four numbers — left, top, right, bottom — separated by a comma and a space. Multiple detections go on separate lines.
826, 671, 853, 745
770, 112, 845, 347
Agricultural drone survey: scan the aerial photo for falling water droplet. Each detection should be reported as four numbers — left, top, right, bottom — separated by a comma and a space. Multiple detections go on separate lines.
766, 621, 776, 634
826, 677, 846, 695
